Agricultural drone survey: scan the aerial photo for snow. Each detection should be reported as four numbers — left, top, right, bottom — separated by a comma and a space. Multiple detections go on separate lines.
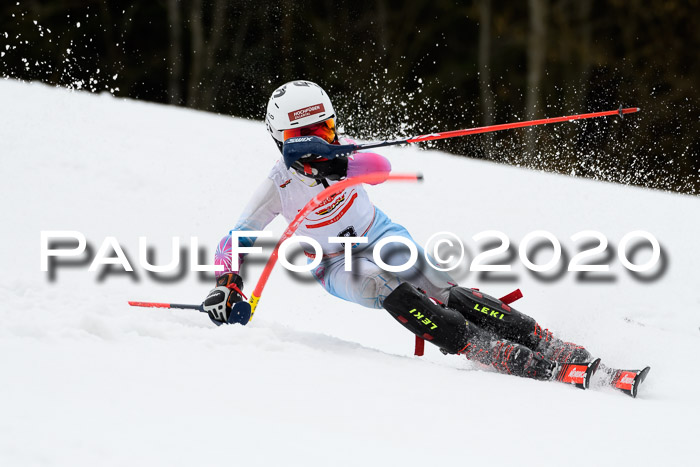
1, 79, 698, 466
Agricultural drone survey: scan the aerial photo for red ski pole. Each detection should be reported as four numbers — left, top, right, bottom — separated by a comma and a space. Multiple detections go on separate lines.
128, 301, 204, 312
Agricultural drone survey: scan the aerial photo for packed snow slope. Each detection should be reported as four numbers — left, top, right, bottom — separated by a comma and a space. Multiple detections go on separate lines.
1, 79, 698, 467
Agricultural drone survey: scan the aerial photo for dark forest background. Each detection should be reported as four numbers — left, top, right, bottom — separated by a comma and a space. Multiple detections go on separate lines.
2, 0, 698, 194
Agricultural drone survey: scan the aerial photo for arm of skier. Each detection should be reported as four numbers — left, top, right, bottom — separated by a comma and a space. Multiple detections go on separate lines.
346, 152, 392, 185
340, 136, 391, 185
215, 177, 282, 276
205, 178, 281, 325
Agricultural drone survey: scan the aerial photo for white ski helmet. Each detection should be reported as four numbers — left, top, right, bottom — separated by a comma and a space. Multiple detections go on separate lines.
265, 80, 336, 152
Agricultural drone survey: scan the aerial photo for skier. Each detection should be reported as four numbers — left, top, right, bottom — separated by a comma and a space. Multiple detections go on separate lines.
203, 80, 595, 384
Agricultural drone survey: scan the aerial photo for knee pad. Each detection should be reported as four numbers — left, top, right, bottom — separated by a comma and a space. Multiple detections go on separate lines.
447, 287, 539, 349
383, 282, 480, 354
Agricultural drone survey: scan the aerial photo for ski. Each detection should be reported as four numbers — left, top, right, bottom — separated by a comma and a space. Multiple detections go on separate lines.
553, 358, 601, 389
597, 364, 651, 398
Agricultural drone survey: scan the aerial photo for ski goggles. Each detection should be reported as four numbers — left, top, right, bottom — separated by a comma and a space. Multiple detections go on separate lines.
283, 118, 337, 144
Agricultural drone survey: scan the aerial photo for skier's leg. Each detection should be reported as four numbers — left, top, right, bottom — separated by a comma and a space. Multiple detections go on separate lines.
383, 282, 556, 380
447, 287, 591, 363
310, 238, 563, 381
311, 207, 456, 309
312, 254, 402, 309
364, 208, 455, 303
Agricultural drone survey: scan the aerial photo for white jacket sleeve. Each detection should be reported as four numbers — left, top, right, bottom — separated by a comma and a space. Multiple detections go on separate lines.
232, 177, 282, 233
216, 178, 282, 275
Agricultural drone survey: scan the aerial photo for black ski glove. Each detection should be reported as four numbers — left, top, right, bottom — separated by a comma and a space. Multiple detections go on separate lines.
291, 155, 348, 181
202, 272, 249, 325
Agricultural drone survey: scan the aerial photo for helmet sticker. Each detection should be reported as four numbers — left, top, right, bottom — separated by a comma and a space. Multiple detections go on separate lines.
288, 103, 325, 122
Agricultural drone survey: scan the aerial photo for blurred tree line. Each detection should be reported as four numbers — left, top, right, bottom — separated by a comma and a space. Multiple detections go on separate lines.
2, 0, 698, 194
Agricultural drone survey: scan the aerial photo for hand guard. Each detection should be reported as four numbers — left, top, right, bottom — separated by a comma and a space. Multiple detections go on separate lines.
202, 273, 250, 325
291, 155, 348, 181
282, 135, 356, 169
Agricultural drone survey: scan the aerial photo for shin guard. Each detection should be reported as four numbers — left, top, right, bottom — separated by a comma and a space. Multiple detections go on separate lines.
384, 284, 557, 380
448, 287, 590, 363
448, 287, 539, 348
383, 283, 475, 354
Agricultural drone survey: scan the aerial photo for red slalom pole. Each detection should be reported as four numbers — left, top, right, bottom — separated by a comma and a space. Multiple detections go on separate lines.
405, 107, 639, 143
247, 172, 422, 319
356, 106, 640, 151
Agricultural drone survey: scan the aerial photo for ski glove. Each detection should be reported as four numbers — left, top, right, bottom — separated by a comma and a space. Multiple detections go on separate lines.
291, 155, 348, 181
291, 152, 391, 183
203, 272, 251, 325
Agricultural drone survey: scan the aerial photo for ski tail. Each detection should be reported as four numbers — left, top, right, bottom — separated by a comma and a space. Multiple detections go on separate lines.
603, 366, 651, 398
554, 358, 601, 389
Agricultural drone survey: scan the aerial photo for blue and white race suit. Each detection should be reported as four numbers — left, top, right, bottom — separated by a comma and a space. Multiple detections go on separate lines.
215, 154, 455, 308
